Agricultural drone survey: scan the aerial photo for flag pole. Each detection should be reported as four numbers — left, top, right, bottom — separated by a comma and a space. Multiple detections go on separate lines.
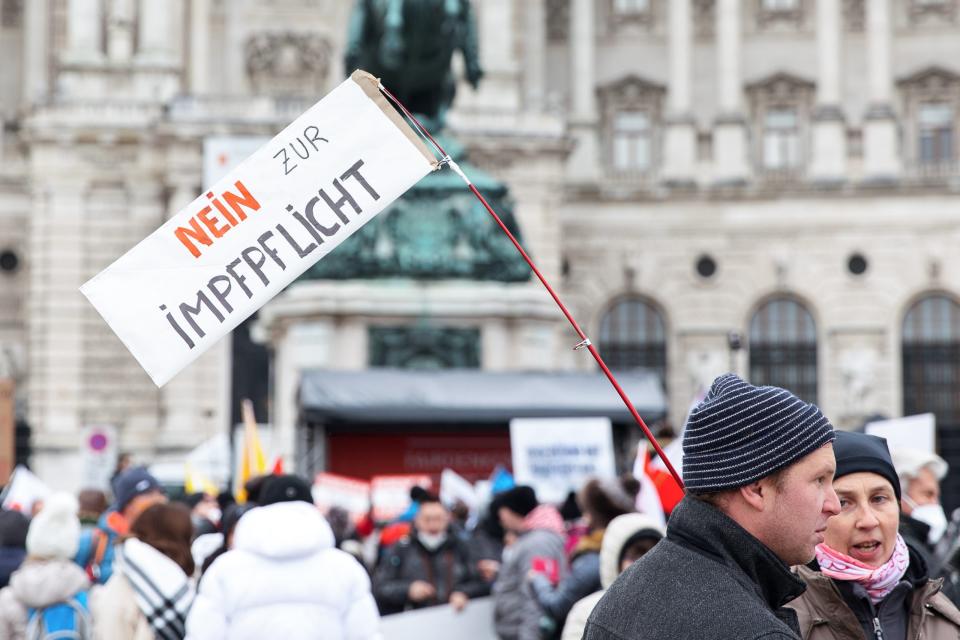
378, 84, 685, 493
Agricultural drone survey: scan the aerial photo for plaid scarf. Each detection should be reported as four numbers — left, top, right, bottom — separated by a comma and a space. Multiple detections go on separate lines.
116, 538, 195, 640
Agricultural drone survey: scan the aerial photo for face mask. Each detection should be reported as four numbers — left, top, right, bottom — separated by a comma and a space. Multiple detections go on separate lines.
911, 503, 948, 545
207, 508, 222, 526
418, 532, 448, 551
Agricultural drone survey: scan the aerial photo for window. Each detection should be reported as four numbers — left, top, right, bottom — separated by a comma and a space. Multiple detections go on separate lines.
614, 0, 650, 14
902, 295, 960, 512
918, 103, 954, 165
598, 298, 667, 385
749, 298, 818, 403
613, 111, 652, 171
762, 108, 801, 169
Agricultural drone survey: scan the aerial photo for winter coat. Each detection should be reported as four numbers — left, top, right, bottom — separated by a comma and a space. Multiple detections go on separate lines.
372, 528, 489, 615
529, 529, 602, 629
74, 510, 125, 584
560, 514, 665, 640
584, 496, 808, 640
89, 573, 154, 640
787, 544, 960, 640
185, 501, 381, 640
493, 506, 568, 640
0, 558, 90, 640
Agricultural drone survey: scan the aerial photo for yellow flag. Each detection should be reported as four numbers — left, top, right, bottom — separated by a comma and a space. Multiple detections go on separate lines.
236, 399, 267, 504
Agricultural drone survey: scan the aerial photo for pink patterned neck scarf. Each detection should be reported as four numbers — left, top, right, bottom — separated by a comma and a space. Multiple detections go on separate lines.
814, 534, 910, 605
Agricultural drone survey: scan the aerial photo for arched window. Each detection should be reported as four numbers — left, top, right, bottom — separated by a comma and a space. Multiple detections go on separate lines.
598, 298, 667, 384
902, 295, 960, 510
749, 298, 818, 402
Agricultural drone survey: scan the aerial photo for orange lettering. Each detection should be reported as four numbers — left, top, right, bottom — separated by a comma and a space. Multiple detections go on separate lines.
197, 206, 230, 239
223, 180, 261, 222
174, 218, 213, 258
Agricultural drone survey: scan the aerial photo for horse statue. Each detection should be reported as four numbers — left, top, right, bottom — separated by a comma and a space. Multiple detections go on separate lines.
344, 0, 484, 129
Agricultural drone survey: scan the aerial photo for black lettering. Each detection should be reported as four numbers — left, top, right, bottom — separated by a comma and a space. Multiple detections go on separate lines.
303, 126, 329, 152
179, 290, 223, 340
304, 196, 341, 237
241, 246, 270, 286
275, 223, 317, 258
273, 147, 297, 176
318, 179, 360, 224
340, 159, 380, 201
257, 231, 286, 270
290, 138, 311, 161
160, 304, 194, 349
207, 275, 234, 314
226, 258, 253, 298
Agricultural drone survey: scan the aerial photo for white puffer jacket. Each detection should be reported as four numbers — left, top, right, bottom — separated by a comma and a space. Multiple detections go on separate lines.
560, 513, 665, 640
185, 501, 381, 640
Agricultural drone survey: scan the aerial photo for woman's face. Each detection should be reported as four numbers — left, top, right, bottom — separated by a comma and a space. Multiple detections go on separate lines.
823, 472, 900, 568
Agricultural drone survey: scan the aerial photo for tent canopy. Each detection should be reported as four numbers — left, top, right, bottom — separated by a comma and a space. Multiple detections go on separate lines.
299, 368, 666, 424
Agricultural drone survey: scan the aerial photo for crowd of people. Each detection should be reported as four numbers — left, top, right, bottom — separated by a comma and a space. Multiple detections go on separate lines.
0, 373, 959, 639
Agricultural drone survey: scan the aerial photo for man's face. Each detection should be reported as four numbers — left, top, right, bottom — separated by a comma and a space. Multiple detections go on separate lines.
414, 502, 450, 536
760, 443, 841, 566
904, 467, 941, 515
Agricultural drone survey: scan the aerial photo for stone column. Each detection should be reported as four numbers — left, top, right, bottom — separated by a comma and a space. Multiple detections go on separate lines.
713, 0, 749, 183
810, 0, 847, 181
661, 0, 697, 185
567, 0, 599, 181
863, 0, 900, 180
65, 0, 104, 64
523, 0, 547, 111
107, 0, 134, 62
189, 0, 211, 93
22, 0, 49, 105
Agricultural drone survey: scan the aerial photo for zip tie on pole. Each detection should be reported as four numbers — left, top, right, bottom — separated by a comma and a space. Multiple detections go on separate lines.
377, 80, 685, 492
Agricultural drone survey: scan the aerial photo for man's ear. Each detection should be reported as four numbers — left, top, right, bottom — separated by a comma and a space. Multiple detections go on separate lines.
738, 480, 767, 512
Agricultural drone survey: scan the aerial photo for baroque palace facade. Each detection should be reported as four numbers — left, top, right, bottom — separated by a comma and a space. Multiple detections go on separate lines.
1, 0, 959, 497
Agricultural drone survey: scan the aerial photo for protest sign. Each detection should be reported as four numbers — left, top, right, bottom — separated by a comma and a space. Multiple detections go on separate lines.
381, 597, 496, 640
510, 417, 616, 504
313, 472, 371, 523
865, 413, 936, 454
80, 424, 117, 491
370, 474, 432, 521
0, 465, 51, 514
81, 71, 438, 386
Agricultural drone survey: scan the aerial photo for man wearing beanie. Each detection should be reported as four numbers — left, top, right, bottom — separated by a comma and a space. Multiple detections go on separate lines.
491, 485, 567, 640
74, 465, 167, 584
585, 373, 841, 640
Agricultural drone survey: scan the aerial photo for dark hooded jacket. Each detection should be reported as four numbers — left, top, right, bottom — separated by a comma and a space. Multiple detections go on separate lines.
584, 496, 807, 640
788, 543, 960, 640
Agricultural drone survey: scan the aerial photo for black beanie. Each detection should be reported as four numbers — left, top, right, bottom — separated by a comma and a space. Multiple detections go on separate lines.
832, 431, 901, 501
683, 374, 835, 493
495, 486, 538, 517
260, 474, 313, 506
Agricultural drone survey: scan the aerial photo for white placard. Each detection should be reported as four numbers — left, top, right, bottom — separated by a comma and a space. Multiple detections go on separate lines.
0, 465, 51, 514
370, 474, 432, 521
510, 417, 617, 504
865, 413, 936, 454
81, 71, 436, 386
313, 472, 371, 523
381, 597, 496, 640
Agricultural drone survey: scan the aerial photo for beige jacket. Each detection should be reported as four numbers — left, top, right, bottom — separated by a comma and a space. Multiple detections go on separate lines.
788, 564, 960, 640
89, 573, 154, 640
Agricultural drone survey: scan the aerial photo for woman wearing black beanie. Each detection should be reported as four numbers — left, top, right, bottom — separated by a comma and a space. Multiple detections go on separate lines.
787, 431, 960, 639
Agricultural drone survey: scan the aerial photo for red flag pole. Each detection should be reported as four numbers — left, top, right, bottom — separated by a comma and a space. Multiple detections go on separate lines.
378, 84, 685, 493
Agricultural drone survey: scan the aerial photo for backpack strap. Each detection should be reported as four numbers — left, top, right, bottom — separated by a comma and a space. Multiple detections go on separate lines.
84, 529, 109, 582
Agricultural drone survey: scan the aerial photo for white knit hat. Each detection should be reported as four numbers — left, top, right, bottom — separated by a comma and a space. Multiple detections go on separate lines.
26, 492, 81, 560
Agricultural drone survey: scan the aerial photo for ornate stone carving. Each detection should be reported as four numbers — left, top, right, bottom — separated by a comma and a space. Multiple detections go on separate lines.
245, 32, 332, 96
909, 0, 957, 26
606, 0, 657, 34
597, 75, 666, 175
754, 0, 807, 31
839, 347, 878, 418
369, 326, 480, 369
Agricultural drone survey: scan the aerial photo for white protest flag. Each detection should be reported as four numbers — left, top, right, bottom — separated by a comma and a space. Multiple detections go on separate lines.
632, 447, 666, 530
439, 468, 478, 512
81, 71, 438, 386
0, 465, 52, 514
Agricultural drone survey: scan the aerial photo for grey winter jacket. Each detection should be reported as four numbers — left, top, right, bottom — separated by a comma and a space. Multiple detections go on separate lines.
493, 527, 567, 640
584, 496, 807, 640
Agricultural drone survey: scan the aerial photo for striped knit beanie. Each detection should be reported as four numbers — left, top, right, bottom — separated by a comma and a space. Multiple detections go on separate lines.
682, 373, 835, 493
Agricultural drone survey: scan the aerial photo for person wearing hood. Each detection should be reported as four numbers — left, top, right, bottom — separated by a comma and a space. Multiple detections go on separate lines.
491, 485, 567, 640
890, 448, 949, 569
91, 501, 196, 640
787, 430, 960, 639
560, 512, 664, 640
372, 494, 488, 615
529, 477, 637, 636
74, 466, 167, 584
0, 493, 91, 639
0, 511, 29, 589
185, 474, 381, 640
